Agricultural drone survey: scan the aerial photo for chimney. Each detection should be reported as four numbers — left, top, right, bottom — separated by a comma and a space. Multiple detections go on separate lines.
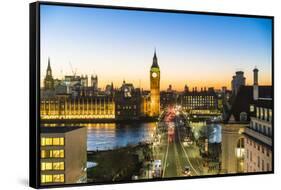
253, 67, 259, 100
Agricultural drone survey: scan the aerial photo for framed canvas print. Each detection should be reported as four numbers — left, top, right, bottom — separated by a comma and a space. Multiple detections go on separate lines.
29, 1, 274, 188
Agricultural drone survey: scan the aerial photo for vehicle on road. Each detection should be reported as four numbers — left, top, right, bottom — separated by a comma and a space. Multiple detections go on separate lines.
183, 137, 193, 146
182, 166, 191, 176
152, 160, 162, 178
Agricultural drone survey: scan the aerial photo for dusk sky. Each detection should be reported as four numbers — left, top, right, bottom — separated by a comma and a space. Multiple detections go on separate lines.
40, 4, 272, 91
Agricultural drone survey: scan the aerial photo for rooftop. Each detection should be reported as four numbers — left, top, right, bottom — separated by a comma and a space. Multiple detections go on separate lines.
225, 85, 272, 122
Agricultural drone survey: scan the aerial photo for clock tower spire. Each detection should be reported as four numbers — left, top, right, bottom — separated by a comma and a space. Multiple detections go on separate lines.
150, 49, 160, 117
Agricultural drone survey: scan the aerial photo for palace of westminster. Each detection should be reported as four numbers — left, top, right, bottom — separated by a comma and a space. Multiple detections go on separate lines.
40, 51, 220, 121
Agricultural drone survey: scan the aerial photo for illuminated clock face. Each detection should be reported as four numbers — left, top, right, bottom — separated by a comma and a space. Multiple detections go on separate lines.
152, 72, 158, 78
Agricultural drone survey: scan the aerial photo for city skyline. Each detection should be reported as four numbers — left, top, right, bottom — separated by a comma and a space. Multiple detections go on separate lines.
40, 5, 272, 90
36, 3, 273, 186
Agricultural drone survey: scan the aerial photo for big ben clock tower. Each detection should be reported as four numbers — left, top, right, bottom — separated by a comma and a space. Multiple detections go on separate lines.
150, 50, 160, 117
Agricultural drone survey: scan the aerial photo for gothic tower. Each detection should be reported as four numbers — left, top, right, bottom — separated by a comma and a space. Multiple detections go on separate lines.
44, 57, 54, 90
150, 49, 160, 117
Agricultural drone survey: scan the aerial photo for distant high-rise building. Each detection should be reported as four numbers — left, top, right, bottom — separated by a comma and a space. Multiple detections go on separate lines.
44, 57, 54, 90
150, 50, 160, 117
231, 71, 246, 95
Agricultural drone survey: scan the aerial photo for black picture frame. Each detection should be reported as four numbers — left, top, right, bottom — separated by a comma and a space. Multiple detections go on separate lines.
30, 1, 274, 189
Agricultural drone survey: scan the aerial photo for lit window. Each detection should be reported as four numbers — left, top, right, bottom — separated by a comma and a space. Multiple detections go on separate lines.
53, 174, 64, 183
269, 109, 272, 122
60, 137, 64, 145
41, 175, 53, 183
53, 162, 64, 170
41, 138, 46, 146
41, 150, 46, 158
250, 105, 254, 112
52, 150, 64, 158
53, 138, 60, 145
256, 107, 260, 118
45, 138, 53, 146
41, 162, 52, 171
41, 137, 64, 146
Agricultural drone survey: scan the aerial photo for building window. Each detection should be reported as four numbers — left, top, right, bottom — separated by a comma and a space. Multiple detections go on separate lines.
41, 162, 52, 171
41, 161, 64, 171
41, 150, 47, 158
262, 160, 265, 171
53, 138, 64, 146
53, 150, 64, 158
41, 175, 53, 183
268, 128, 272, 137
41, 150, 64, 158
257, 156, 260, 168
250, 105, 255, 112
41, 137, 64, 146
269, 109, 272, 122
250, 151, 252, 162
41, 138, 52, 146
262, 125, 266, 134
53, 162, 64, 170
41, 174, 64, 184
266, 149, 270, 157
260, 108, 264, 120
53, 174, 64, 183
264, 108, 268, 121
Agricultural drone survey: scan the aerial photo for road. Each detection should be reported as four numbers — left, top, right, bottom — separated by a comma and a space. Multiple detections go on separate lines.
152, 108, 202, 178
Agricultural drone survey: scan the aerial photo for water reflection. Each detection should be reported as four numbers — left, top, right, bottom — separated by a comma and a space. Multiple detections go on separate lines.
42, 122, 157, 151
87, 122, 156, 151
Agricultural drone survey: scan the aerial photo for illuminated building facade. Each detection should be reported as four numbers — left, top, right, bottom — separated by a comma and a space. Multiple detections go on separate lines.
140, 91, 151, 117
40, 127, 87, 185
160, 85, 177, 109
150, 50, 160, 117
178, 87, 219, 114
40, 95, 115, 120
114, 81, 142, 120
244, 99, 272, 172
